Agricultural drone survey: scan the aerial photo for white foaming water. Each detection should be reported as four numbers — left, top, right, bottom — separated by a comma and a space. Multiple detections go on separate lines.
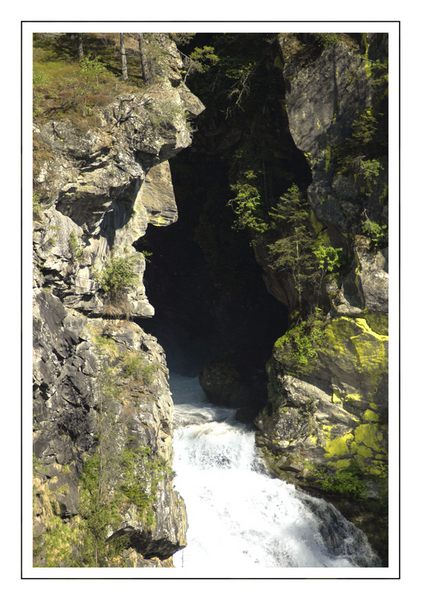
171, 373, 380, 568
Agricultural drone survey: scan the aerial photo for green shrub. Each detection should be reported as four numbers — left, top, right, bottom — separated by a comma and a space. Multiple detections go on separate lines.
79, 55, 107, 84
313, 243, 342, 273
229, 170, 269, 233
122, 352, 159, 385
189, 45, 220, 73
362, 217, 387, 248
68, 231, 83, 262
78, 443, 169, 565
97, 257, 138, 298
352, 108, 378, 146
119, 447, 169, 526
359, 158, 382, 194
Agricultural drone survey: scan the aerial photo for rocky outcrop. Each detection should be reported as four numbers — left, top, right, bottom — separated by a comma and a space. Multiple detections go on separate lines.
254, 34, 389, 561
33, 34, 203, 567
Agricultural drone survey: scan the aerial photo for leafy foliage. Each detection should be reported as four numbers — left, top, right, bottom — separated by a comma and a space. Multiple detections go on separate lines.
362, 217, 388, 248
229, 170, 269, 233
313, 243, 342, 274
352, 108, 378, 146
267, 185, 342, 309
359, 158, 382, 194
189, 45, 220, 73
79, 443, 168, 566
68, 231, 83, 262
72, 335, 165, 566
170, 33, 196, 47
97, 257, 138, 298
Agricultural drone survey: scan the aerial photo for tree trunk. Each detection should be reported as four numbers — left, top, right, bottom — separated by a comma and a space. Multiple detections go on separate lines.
78, 34, 84, 61
120, 33, 128, 80
138, 33, 151, 83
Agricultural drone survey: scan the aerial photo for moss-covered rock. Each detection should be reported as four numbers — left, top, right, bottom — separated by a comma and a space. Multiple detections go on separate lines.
256, 312, 388, 559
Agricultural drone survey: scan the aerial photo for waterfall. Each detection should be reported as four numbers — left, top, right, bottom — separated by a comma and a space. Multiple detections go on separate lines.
171, 373, 380, 568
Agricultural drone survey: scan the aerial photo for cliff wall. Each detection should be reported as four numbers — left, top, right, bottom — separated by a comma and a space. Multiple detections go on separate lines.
33, 33, 204, 567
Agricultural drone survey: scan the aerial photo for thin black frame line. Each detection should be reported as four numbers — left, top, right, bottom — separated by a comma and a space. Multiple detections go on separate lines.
22, 576, 400, 581
22, 21, 401, 581
22, 20, 400, 23
398, 19, 402, 580
20, 18, 24, 582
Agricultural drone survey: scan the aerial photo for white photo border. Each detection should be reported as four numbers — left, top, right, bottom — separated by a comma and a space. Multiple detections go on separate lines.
22, 20, 400, 580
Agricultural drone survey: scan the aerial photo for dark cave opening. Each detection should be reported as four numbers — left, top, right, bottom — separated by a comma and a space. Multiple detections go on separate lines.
134, 32, 314, 416
135, 148, 289, 387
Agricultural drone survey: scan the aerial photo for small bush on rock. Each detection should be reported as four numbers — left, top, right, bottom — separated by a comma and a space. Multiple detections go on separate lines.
97, 257, 138, 299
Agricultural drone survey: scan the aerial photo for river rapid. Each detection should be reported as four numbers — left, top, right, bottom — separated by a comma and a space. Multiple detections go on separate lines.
170, 373, 379, 569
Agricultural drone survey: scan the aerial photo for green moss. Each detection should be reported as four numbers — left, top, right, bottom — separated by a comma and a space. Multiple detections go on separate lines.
353, 423, 384, 453
119, 447, 170, 527
355, 444, 373, 459
363, 409, 379, 423
33, 473, 83, 567
274, 310, 326, 375
346, 393, 362, 402
353, 317, 388, 342
304, 151, 315, 167
322, 316, 388, 399
323, 318, 355, 356
331, 390, 342, 404
352, 107, 377, 145
77, 443, 169, 566
313, 466, 367, 499
33, 193, 44, 222
324, 431, 354, 458
364, 312, 388, 336
330, 458, 352, 470
350, 329, 387, 392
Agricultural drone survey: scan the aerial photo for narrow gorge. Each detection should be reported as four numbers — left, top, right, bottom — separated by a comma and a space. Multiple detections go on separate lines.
32, 32, 389, 569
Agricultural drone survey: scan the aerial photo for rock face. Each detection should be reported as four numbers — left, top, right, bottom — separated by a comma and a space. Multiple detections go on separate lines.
253, 34, 389, 561
33, 34, 203, 567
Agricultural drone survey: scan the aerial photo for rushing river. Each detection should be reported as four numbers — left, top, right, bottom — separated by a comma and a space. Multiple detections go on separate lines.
170, 373, 379, 569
